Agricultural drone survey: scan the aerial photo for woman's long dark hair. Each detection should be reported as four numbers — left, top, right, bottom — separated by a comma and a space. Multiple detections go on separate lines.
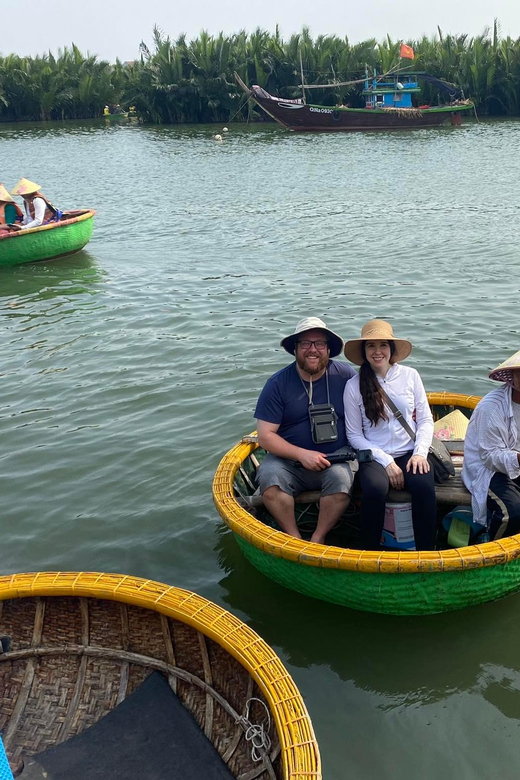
359, 341, 396, 426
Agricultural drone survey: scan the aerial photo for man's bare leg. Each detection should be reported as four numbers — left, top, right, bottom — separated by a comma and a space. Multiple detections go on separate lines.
261, 486, 301, 539
310, 493, 350, 544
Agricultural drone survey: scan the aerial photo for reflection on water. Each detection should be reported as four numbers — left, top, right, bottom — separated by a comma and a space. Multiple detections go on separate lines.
215, 528, 520, 704
0, 251, 105, 301
1, 119, 520, 779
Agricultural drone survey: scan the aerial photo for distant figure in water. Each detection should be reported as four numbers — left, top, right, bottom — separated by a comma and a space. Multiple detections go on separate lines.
0, 183, 22, 234
9, 178, 62, 231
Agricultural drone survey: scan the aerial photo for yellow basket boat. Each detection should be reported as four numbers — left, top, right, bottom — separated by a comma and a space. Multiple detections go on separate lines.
214, 392, 520, 616
0, 572, 320, 779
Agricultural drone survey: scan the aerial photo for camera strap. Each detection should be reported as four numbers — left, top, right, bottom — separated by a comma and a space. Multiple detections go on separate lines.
299, 367, 331, 408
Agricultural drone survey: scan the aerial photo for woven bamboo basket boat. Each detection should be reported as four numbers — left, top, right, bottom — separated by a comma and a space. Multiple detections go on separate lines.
0, 572, 320, 779
0, 210, 95, 267
214, 392, 520, 616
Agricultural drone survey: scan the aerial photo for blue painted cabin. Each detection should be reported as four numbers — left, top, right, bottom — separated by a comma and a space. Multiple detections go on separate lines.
362, 71, 421, 109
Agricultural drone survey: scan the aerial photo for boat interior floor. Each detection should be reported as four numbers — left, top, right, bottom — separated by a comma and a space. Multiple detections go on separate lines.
254, 503, 471, 551
17, 671, 235, 780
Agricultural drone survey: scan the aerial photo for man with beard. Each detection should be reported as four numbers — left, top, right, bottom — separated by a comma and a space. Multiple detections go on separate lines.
255, 317, 357, 544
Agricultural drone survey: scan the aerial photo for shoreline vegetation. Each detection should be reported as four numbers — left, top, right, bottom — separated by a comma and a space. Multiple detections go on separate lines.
1, 20, 519, 124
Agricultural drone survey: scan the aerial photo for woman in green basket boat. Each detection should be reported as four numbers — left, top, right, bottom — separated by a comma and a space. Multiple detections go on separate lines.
343, 320, 437, 551
0, 183, 22, 234
8, 178, 60, 231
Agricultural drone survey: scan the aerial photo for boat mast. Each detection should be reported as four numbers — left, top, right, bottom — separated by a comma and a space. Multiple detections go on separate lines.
299, 50, 307, 105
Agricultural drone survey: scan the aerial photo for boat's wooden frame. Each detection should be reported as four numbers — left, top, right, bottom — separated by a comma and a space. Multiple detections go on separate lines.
235, 74, 474, 132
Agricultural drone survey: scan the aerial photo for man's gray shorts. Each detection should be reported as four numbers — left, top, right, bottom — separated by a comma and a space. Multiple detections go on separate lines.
257, 447, 357, 498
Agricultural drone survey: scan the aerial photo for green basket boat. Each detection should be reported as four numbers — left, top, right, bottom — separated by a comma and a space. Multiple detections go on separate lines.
0, 209, 95, 267
214, 392, 520, 616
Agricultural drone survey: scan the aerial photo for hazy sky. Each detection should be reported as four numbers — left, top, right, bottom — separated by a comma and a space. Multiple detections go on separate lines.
2, 0, 519, 62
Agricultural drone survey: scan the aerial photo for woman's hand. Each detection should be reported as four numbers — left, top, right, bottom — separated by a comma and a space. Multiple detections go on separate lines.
385, 461, 404, 490
406, 454, 430, 474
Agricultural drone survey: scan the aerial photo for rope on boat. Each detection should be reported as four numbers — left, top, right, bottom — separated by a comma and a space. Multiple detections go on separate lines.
237, 697, 272, 762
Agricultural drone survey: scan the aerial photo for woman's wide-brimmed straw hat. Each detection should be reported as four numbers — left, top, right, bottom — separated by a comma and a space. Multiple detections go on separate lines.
489, 349, 520, 383
280, 317, 344, 357
11, 178, 41, 196
344, 319, 413, 365
0, 183, 14, 203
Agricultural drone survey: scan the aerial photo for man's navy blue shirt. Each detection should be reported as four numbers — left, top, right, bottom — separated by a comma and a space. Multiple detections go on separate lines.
255, 360, 356, 453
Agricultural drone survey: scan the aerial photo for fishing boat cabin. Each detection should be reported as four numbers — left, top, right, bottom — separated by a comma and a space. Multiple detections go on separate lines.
363, 71, 420, 109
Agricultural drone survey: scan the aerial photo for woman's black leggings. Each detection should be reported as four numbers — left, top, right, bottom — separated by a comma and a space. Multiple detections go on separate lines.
357, 452, 437, 551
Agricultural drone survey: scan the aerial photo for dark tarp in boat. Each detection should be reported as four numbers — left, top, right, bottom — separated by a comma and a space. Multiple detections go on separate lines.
19, 672, 235, 780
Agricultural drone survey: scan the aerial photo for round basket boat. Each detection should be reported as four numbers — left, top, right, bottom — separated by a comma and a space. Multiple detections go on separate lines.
0, 571, 320, 779
213, 392, 520, 616
0, 210, 95, 267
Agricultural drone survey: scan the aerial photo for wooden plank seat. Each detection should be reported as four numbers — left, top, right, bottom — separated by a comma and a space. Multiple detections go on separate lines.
239, 437, 471, 508
243, 474, 470, 509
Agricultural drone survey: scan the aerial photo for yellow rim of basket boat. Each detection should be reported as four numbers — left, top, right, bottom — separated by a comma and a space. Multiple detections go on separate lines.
0, 571, 321, 780
213, 392, 520, 574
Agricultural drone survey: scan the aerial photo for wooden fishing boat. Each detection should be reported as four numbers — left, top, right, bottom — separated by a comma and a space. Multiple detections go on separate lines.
235, 71, 474, 132
0, 571, 320, 779
0, 210, 95, 267
214, 392, 520, 616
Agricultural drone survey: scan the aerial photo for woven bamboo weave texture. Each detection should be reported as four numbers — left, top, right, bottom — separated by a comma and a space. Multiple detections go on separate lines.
0, 572, 321, 780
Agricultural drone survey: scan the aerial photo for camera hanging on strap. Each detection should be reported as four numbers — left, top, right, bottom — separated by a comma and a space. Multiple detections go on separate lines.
300, 368, 338, 444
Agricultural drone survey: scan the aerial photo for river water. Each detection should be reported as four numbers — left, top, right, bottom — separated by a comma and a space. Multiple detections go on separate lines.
1, 117, 520, 778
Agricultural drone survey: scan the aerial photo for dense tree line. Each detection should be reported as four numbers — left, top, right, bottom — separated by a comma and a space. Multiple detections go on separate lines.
1, 21, 519, 123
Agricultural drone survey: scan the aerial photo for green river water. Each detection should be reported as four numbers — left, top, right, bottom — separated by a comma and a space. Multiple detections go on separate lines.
1, 118, 520, 778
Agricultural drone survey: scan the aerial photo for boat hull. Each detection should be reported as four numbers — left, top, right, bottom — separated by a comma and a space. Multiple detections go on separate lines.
0, 210, 95, 267
213, 392, 520, 615
234, 535, 520, 615
251, 94, 473, 132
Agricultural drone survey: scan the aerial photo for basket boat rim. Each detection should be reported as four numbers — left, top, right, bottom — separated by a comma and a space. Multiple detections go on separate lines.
0, 209, 95, 242
0, 571, 321, 779
213, 391, 520, 574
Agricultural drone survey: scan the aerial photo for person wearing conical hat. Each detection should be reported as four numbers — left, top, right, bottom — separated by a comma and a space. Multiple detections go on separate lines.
462, 350, 520, 539
0, 183, 23, 228
9, 178, 57, 231
254, 317, 357, 544
343, 319, 437, 551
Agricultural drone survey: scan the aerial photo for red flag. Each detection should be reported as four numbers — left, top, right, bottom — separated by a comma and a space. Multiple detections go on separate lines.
400, 43, 415, 59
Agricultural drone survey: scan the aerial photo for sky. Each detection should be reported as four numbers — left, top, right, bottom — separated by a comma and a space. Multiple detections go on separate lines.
2, 0, 520, 62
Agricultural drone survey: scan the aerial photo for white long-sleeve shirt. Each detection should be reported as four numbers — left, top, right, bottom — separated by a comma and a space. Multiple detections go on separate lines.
461, 384, 520, 526
344, 363, 434, 468
21, 197, 45, 230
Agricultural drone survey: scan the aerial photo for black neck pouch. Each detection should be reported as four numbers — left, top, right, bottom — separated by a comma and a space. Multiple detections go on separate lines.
309, 403, 339, 444
301, 367, 339, 444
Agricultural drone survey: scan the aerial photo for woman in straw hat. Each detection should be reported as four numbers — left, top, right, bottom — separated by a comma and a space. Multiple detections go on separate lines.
9, 178, 58, 231
461, 350, 520, 541
0, 183, 22, 233
343, 320, 436, 551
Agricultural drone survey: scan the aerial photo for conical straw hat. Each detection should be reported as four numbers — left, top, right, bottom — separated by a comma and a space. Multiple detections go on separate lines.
0, 183, 14, 202
489, 349, 520, 383
11, 178, 41, 196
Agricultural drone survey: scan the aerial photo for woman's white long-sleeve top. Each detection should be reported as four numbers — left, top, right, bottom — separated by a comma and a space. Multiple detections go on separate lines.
21, 197, 45, 230
343, 363, 434, 468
